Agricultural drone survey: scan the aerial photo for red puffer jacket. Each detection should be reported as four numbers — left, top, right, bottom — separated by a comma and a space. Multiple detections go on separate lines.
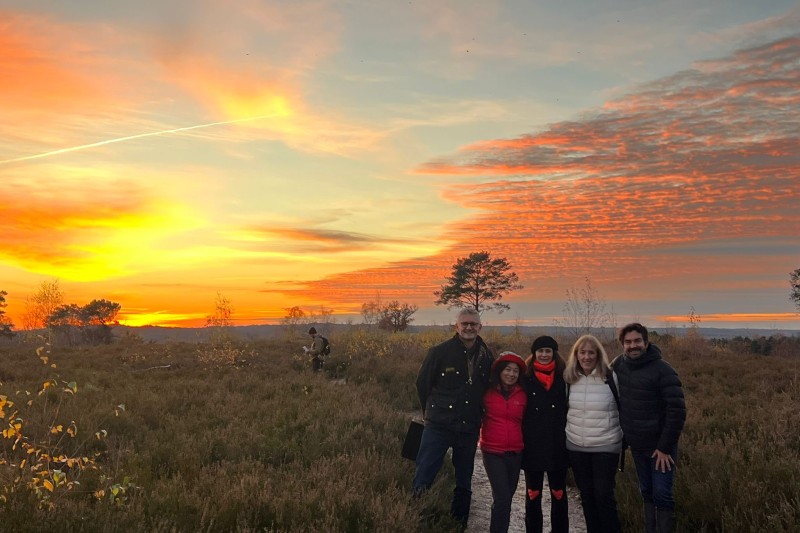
479, 384, 527, 454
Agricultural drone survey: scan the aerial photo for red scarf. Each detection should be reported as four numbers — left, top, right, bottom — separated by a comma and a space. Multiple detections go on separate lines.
533, 360, 556, 391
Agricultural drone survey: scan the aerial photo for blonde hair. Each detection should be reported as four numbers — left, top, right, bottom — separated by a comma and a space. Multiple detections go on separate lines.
564, 334, 612, 384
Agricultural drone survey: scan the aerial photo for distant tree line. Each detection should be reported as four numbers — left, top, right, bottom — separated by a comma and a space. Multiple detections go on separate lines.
1, 280, 121, 346
47, 299, 121, 345
650, 330, 800, 358
3, 257, 794, 349
714, 335, 800, 358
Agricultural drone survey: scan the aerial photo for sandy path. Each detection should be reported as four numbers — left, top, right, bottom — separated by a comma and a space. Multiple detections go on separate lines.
467, 449, 587, 533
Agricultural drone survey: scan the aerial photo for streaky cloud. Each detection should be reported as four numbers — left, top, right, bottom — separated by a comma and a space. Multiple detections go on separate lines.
289, 34, 800, 314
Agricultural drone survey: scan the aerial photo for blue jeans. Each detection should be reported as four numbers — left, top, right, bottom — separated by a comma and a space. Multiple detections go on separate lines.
631, 448, 678, 510
412, 425, 479, 523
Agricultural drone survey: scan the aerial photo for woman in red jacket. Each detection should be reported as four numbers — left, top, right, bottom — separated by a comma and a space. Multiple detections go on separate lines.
479, 351, 528, 533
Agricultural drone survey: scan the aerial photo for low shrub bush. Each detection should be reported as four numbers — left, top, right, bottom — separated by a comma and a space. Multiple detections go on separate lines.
0, 328, 797, 531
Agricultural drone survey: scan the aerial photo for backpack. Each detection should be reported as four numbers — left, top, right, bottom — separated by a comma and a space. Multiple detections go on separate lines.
320, 336, 331, 356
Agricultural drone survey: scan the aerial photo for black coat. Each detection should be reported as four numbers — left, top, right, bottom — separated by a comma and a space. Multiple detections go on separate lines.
521, 361, 569, 472
612, 344, 686, 453
416, 334, 494, 433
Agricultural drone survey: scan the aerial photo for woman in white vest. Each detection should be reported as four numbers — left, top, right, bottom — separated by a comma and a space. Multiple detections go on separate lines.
564, 334, 623, 533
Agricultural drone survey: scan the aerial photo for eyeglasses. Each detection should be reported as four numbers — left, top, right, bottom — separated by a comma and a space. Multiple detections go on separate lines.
459, 322, 480, 328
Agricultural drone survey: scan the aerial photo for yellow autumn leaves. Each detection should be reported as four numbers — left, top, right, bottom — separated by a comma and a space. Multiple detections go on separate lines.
0, 345, 125, 509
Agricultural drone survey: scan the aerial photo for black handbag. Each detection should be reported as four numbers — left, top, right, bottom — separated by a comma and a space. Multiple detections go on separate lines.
401, 419, 424, 460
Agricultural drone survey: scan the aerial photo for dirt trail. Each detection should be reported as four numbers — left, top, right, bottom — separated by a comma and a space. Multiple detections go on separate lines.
466, 449, 587, 533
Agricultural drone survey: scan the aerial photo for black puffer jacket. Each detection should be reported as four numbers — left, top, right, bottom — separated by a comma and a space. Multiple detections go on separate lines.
612, 344, 686, 453
416, 334, 494, 433
521, 359, 569, 472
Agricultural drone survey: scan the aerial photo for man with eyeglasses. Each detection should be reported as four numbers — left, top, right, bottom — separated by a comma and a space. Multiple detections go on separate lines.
413, 307, 495, 529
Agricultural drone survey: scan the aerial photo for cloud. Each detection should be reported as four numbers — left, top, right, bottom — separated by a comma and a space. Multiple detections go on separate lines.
258, 227, 388, 245
286, 34, 800, 312
147, 0, 385, 156
154, 60, 385, 156
0, 12, 125, 114
270, 257, 447, 313
0, 2, 384, 165
149, 0, 343, 79
693, 4, 800, 48
0, 167, 203, 281
0, 10, 225, 167
0, 11, 148, 155
223, 224, 429, 257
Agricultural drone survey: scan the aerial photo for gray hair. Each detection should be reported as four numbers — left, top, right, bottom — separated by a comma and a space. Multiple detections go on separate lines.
456, 308, 481, 323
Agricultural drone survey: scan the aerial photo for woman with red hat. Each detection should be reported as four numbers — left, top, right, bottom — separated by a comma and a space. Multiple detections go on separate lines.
479, 351, 528, 533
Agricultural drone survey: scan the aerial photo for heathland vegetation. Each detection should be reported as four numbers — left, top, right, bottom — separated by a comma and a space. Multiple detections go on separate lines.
1, 327, 799, 532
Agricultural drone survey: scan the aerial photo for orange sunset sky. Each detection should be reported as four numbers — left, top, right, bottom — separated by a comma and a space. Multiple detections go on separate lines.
1, 0, 799, 330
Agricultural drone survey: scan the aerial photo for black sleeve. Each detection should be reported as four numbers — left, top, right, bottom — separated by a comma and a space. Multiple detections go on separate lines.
657, 362, 686, 452
416, 346, 439, 412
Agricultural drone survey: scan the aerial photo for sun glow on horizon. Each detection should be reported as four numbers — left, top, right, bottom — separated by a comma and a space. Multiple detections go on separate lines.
118, 311, 207, 328
657, 312, 800, 324
117, 304, 302, 328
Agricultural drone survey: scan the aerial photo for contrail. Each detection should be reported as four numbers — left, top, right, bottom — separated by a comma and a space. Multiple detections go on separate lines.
0, 114, 277, 165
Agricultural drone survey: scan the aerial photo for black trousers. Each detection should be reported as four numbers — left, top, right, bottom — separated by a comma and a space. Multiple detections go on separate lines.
482, 451, 523, 533
524, 468, 568, 533
568, 451, 622, 533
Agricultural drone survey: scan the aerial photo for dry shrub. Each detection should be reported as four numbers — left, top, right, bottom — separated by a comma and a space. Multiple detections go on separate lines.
0, 335, 467, 531
0, 345, 132, 518
2, 329, 796, 531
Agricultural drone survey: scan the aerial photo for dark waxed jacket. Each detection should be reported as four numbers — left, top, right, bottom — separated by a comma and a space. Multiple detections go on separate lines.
521, 359, 569, 472
612, 344, 686, 453
416, 334, 494, 433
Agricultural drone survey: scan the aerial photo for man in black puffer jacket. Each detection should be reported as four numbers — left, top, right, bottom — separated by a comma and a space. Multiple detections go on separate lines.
413, 307, 494, 529
612, 323, 685, 533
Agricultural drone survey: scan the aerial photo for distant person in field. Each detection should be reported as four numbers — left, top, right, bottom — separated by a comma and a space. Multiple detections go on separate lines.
413, 308, 495, 529
479, 351, 527, 533
304, 327, 325, 372
521, 335, 569, 533
612, 323, 686, 533
564, 334, 624, 533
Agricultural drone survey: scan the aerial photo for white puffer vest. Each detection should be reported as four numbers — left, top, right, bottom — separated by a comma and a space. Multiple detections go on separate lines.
566, 369, 623, 449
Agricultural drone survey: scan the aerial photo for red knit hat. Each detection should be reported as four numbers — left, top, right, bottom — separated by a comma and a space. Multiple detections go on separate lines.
491, 351, 526, 374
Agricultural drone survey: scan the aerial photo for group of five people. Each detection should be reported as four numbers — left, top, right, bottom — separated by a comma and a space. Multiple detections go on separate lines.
413, 308, 686, 533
